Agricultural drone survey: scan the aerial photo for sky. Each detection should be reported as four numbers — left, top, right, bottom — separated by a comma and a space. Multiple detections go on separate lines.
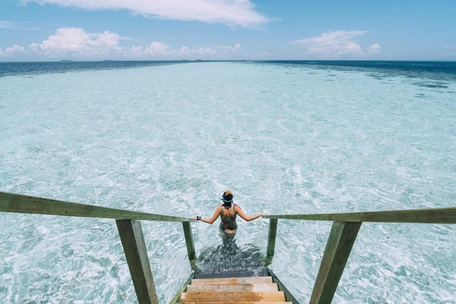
0, 0, 455, 61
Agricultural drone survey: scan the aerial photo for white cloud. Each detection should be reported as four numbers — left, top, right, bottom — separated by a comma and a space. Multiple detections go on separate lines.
96, 31, 123, 50
24, 0, 269, 27
29, 28, 122, 58
143, 42, 171, 56
171, 46, 220, 58
293, 30, 379, 58
367, 43, 380, 55
128, 43, 224, 58
214, 43, 241, 52
3, 27, 242, 59
214, 45, 232, 50
4, 45, 26, 55
187, 47, 219, 56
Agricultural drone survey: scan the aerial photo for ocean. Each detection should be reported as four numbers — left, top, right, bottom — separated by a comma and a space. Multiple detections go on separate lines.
0, 60, 455, 303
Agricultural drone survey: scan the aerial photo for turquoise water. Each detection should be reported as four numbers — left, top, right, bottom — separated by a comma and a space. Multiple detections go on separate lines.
0, 61, 455, 303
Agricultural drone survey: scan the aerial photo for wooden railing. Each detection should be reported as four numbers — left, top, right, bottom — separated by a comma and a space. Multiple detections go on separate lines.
0, 191, 196, 304
3, 190, 455, 304
264, 207, 456, 304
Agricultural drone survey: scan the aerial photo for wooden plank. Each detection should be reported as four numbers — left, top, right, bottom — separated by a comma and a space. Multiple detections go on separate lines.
309, 221, 361, 304
182, 222, 196, 262
186, 283, 278, 292
116, 219, 158, 304
266, 219, 278, 262
264, 207, 456, 224
0, 191, 192, 222
179, 291, 286, 302
177, 302, 291, 304
191, 277, 273, 285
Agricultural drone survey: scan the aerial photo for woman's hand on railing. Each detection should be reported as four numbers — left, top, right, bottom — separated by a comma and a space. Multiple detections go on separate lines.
253, 212, 267, 220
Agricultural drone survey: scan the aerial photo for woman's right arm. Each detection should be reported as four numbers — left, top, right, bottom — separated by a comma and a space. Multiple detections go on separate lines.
235, 205, 266, 222
200, 206, 221, 224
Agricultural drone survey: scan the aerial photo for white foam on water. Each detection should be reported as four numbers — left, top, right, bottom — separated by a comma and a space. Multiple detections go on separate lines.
0, 62, 455, 303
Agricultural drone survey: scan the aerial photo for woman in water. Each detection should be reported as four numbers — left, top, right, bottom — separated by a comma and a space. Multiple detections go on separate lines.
195, 190, 265, 234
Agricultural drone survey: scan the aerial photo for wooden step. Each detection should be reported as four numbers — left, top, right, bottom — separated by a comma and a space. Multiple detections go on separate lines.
191, 277, 273, 285
180, 302, 292, 304
187, 283, 278, 292
177, 275, 289, 303
179, 291, 286, 302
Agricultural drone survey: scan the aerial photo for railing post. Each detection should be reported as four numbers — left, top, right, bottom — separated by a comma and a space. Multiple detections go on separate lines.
309, 221, 362, 304
182, 222, 196, 263
266, 219, 278, 264
116, 219, 158, 304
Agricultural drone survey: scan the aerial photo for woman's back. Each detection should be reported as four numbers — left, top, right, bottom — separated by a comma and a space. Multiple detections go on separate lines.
220, 204, 237, 232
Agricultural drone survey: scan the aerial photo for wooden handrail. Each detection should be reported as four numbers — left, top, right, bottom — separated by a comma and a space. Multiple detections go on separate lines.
4, 190, 454, 304
0, 191, 197, 304
0, 191, 195, 222
264, 207, 456, 224
265, 206, 456, 304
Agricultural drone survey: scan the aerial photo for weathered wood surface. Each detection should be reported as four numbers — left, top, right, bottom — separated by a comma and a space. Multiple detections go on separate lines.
179, 291, 286, 302
0, 191, 193, 222
181, 275, 289, 303
191, 277, 273, 285
178, 302, 290, 304
264, 207, 456, 224
186, 283, 278, 292
116, 219, 158, 304
266, 219, 278, 260
182, 222, 196, 262
310, 221, 362, 304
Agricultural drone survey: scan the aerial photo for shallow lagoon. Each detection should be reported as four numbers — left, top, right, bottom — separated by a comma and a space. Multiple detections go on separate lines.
1, 61, 455, 303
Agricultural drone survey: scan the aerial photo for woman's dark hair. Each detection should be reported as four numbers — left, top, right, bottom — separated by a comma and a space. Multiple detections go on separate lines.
222, 190, 233, 206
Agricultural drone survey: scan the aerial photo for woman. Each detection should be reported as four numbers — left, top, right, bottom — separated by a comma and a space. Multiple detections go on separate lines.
195, 190, 265, 234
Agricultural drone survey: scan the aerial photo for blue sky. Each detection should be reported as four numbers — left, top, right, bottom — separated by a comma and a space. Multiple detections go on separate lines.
1, 0, 455, 61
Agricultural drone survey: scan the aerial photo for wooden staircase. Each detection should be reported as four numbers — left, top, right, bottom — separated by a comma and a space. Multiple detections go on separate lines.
177, 275, 291, 303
